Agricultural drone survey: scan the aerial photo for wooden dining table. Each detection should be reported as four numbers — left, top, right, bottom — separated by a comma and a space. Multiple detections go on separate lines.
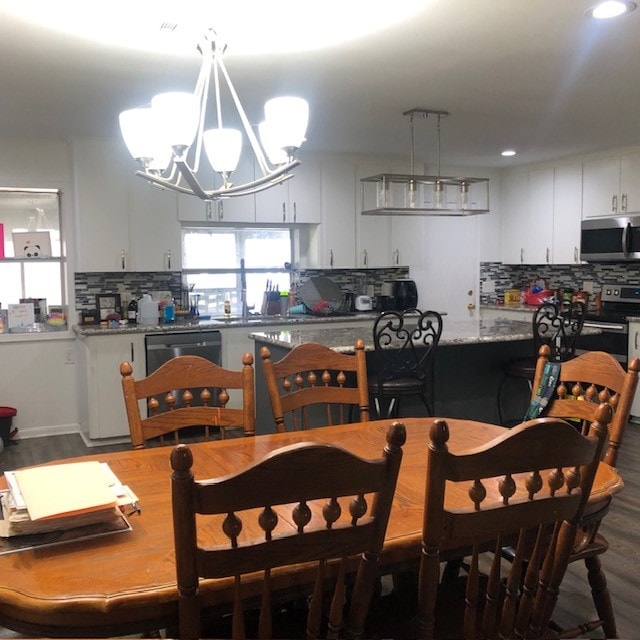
0, 417, 622, 637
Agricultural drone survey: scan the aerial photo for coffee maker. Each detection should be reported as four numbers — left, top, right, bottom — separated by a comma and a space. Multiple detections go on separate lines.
392, 280, 418, 311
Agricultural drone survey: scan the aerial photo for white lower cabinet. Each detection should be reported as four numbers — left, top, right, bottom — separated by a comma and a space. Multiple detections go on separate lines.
77, 333, 146, 440
628, 321, 640, 418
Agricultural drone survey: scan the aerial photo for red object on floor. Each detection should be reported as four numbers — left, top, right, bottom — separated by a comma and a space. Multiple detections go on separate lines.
0, 406, 17, 446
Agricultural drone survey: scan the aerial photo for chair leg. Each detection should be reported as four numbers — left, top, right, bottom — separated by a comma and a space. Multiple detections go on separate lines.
585, 555, 618, 638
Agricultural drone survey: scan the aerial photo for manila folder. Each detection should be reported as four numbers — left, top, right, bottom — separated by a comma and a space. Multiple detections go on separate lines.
14, 461, 117, 521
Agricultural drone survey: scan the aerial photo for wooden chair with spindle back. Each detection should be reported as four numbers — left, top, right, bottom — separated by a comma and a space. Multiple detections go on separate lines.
417, 405, 612, 640
120, 353, 255, 449
259, 339, 370, 432
515, 344, 640, 638
170, 420, 406, 640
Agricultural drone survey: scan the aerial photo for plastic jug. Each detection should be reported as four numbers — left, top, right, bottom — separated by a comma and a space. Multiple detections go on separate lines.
138, 295, 159, 325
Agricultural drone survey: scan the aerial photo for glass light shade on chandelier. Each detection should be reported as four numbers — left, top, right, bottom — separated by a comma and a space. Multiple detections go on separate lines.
119, 29, 309, 200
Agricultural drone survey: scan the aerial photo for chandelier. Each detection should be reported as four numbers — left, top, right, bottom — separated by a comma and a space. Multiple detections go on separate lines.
119, 29, 309, 201
360, 109, 490, 216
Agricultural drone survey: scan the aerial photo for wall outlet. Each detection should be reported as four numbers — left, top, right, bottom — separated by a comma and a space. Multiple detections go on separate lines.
65, 348, 75, 364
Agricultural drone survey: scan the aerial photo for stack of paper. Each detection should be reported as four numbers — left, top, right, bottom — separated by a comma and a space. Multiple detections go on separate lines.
0, 461, 138, 538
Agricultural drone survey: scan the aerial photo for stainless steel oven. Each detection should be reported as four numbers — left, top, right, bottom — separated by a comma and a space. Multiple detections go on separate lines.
580, 285, 640, 365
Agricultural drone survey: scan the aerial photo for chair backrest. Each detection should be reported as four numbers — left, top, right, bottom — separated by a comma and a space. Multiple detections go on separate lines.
259, 339, 370, 432
371, 308, 442, 388
532, 344, 640, 466
532, 301, 586, 362
418, 405, 612, 640
171, 421, 406, 640
120, 354, 255, 449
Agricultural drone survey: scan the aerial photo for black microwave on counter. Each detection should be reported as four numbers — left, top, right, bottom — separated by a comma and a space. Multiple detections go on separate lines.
581, 215, 640, 261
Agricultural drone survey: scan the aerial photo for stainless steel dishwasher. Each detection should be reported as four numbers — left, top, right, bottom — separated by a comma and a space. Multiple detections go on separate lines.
145, 331, 222, 411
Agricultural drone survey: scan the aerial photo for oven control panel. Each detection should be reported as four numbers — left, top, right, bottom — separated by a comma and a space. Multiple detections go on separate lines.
601, 285, 640, 304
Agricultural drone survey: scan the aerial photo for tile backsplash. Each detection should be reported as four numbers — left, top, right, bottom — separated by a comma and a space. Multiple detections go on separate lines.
74, 272, 183, 315
480, 261, 640, 303
74, 267, 410, 316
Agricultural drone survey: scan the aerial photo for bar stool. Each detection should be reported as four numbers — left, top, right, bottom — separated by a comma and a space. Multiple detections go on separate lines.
496, 301, 585, 426
368, 309, 443, 419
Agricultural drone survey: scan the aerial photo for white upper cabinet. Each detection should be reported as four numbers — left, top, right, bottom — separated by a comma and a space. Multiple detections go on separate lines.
255, 155, 321, 223
552, 163, 582, 264
582, 150, 640, 218
319, 158, 356, 268
356, 159, 392, 267
526, 167, 554, 264
128, 174, 182, 271
503, 165, 584, 266
582, 155, 621, 218
74, 137, 182, 271
620, 151, 640, 214
501, 171, 528, 264
73, 138, 132, 272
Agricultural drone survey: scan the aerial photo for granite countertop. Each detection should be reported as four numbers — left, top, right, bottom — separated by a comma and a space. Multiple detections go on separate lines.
250, 317, 542, 353
480, 302, 541, 313
72, 312, 379, 337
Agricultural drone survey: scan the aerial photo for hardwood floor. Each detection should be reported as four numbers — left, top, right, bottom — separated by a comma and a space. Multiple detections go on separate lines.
1, 424, 639, 638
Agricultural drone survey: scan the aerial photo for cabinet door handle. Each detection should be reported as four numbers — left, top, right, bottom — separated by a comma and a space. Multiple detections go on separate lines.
282, 202, 286, 223
612, 194, 618, 212
635, 331, 638, 351
520, 248, 524, 264
167, 250, 172, 270
393, 248, 399, 265
546, 247, 550, 263
362, 249, 368, 266
329, 249, 334, 268
293, 202, 297, 223
121, 249, 126, 270
622, 193, 628, 212
130, 342, 135, 362
574, 246, 579, 263
219, 201, 224, 221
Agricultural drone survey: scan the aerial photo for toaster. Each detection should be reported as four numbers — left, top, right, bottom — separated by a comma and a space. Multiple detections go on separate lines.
355, 295, 373, 311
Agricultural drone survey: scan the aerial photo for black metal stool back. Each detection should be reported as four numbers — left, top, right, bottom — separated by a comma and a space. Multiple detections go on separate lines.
534, 300, 586, 361
497, 300, 586, 425
369, 309, 443, 418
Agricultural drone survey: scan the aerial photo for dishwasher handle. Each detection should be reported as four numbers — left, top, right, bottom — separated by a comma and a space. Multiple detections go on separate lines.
146, 339, 221, 350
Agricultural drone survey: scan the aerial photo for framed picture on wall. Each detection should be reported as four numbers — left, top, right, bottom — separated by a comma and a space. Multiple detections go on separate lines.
95, 294, 122, 321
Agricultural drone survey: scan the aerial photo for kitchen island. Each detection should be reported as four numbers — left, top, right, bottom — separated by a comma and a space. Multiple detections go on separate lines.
250, 317, 601, 431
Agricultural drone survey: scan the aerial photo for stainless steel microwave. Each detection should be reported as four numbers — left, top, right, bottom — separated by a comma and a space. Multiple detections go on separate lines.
580, 215, 640, 261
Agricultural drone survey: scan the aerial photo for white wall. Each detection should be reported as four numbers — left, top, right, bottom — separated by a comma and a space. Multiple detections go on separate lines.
0, 139, 79, 440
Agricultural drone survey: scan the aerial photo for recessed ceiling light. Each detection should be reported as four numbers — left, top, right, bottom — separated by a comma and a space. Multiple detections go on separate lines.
586, 1, 637, 19
501, 149, 517, 157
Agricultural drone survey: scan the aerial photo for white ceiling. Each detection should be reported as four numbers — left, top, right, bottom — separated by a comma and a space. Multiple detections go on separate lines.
0, 0, 639, 169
